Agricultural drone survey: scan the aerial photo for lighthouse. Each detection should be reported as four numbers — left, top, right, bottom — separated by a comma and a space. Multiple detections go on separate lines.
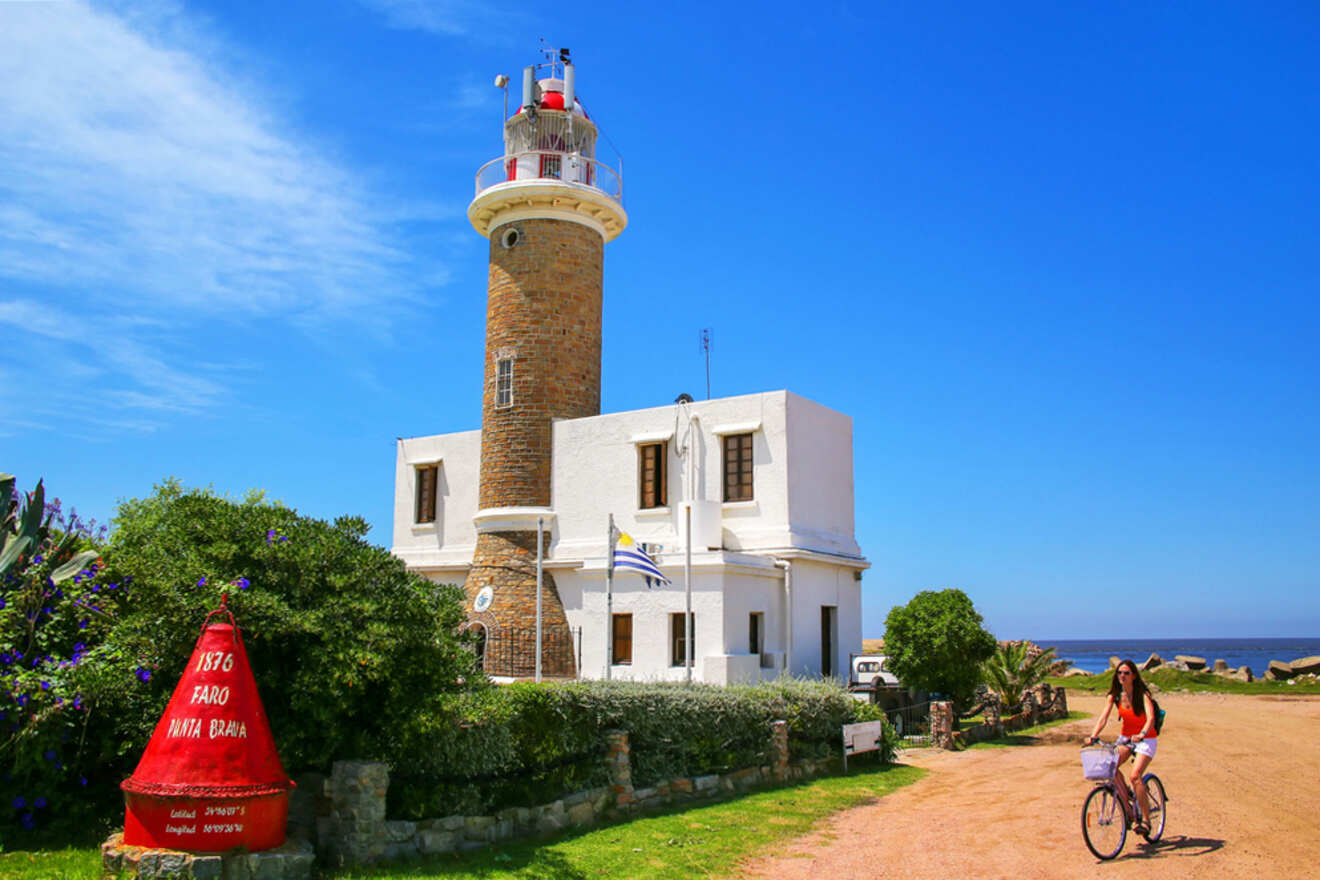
461, 48, 626, 676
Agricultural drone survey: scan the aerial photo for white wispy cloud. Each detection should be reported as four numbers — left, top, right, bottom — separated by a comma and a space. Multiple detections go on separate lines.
0, 1, 443, 428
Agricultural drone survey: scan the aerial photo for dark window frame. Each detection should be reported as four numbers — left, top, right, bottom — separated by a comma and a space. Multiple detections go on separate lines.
638, 441, 668, 509
611, 613, 633, 665
722, 432, 754, 502
670, 612, 695, 667
415, 464, 438, 524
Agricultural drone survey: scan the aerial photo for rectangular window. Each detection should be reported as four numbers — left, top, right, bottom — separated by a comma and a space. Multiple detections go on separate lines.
539, 152, 562, 179
749, 612, 763, 655
611, 614, 633, 665
415, 464, 438, 524
638, 441, 668, 509
722, 432, 754, 502
495, 358, 513, 408
671, 612, 695, 667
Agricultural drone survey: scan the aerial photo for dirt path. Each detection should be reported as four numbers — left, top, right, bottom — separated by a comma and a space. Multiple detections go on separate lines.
739, 691, 1320, 879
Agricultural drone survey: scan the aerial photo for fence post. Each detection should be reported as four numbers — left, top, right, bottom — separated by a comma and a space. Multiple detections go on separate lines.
770, 720, 790, 781
604, 730, 635, 807
1023, 690, 1040, 725
931, 701, 954, 750
983, 698, 1002, 737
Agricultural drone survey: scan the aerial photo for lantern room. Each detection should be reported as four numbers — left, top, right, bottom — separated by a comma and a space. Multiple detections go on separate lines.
469, 47, 627, 241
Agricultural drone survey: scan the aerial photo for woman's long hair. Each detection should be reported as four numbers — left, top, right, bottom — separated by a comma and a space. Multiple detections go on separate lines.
1108, 658, 1151, 707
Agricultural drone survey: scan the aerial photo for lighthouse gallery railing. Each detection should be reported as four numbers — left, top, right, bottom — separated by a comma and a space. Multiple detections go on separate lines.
475, 152, 623, 202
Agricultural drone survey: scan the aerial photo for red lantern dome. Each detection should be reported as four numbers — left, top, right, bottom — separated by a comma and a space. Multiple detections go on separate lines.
121, 600, 294, 852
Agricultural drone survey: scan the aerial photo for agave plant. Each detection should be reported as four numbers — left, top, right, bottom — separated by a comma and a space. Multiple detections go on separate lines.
1, 473, 99, 582
981, 641, 1058, 711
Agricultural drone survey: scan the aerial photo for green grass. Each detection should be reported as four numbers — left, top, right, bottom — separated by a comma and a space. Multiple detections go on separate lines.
966, 710, 1089, 749
0, 846, 103, 880
1047, 667, 1320, 695
0, 763, 926, 880
335, 762, 925, 880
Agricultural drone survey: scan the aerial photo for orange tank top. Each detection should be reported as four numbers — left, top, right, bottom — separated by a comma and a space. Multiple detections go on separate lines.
1118, 700, 1156, 738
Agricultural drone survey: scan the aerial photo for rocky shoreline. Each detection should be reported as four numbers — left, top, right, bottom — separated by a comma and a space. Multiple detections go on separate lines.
1048, 648, 1320, 683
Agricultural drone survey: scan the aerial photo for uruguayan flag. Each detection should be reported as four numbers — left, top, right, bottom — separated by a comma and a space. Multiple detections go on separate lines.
613, 531, 670, 587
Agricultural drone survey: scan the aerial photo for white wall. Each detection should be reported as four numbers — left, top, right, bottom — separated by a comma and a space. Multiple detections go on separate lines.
391, 390, 868, 683
391, 429, 481, 576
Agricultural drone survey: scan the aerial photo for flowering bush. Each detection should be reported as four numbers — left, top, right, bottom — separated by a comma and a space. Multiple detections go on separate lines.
86, 480, 482, 801
1, 475, 127, 843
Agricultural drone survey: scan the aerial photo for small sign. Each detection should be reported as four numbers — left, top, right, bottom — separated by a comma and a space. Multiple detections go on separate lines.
841, 720, 885, 770
473, 586, 493, 613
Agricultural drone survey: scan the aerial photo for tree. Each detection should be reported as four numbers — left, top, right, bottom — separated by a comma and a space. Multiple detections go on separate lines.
883, 589, 996, 710
981, 641, 1058, 710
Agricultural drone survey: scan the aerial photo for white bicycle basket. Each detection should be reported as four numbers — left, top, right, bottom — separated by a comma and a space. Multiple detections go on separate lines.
1081, 745, 1118, 780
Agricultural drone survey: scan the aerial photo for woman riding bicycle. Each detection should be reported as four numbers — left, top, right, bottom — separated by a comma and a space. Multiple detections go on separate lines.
1085, 658, 1158, 837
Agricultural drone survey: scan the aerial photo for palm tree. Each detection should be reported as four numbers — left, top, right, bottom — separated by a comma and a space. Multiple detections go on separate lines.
981, 642, 1058, 710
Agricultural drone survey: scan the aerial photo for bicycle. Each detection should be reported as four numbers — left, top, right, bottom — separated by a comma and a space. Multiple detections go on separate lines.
1079, 739, 1168, 860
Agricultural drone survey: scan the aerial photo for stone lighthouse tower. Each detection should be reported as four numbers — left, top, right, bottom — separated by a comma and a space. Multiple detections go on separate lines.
462, 48, 626, 676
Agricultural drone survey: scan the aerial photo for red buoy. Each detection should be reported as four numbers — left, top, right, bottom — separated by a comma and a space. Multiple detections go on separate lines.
121, 599, 294, 852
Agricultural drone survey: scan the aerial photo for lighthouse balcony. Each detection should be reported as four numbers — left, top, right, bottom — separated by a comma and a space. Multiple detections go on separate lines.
470, 151, 627, 241
475, 151, 622, 202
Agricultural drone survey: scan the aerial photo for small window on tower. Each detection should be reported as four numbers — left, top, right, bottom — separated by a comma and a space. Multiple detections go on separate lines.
638, 441, 667, 509
415, 464, 438, 524
539, 153, 562, 179
495, 358, 513, 408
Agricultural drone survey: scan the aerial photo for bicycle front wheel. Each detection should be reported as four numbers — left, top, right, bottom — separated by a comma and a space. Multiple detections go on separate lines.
1142, 773, 1167, 842
1082, 785, 1127, 860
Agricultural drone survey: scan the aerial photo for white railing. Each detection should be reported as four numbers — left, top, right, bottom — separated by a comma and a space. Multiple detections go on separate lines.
474, 151, 623, 202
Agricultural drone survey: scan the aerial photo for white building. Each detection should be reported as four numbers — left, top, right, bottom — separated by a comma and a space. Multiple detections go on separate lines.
393, 388, 868, 684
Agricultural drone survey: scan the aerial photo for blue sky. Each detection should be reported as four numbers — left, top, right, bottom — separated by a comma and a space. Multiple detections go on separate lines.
2, 1, 1317, 640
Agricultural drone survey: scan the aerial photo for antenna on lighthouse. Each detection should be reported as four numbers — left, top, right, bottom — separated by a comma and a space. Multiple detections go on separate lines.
700, 328, 712, 399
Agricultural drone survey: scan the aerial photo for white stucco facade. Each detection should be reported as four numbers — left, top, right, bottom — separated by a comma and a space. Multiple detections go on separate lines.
392, 389, 868, 684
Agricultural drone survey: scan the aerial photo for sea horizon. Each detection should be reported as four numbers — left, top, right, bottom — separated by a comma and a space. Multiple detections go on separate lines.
1036, 636, 1320, 677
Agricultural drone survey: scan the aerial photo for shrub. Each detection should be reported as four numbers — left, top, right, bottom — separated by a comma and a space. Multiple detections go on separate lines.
1, 476, 122, 843
387, 678, 890, 818
884, 588, 997, 711
71, 481, 483, 828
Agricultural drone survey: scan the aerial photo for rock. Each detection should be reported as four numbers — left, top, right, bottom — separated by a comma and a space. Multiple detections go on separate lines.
1174, 655, 1207, 670
1140, 652, 1163, 671
1061, 666, 1092, 677
1290, 655, 1320, 676
1165, 660, 1190, 672
1229, 666, 1253, 682
1109, 656, 1121, 670
1267, 660, 1294, 680
1213, 659, 1229, 673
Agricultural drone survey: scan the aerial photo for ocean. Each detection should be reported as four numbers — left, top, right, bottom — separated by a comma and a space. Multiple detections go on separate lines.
1042, 638, 1320, 678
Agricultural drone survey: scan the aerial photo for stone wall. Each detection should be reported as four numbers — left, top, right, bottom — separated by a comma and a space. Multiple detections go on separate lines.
317, 719, 835, 868
931, 685, 1071, 750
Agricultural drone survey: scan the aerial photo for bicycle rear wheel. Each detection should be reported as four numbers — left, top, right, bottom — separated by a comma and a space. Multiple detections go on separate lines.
1142, 773, 1167, 842
1082, 785, 1127, 860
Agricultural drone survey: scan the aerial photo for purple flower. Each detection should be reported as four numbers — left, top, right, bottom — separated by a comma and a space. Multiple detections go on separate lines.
266, 529, 276, 544
79, 776, 87, 786
0, 598, 5, 609
197, 576, 207, 587
33, 555, 43, 564
12, 796, 24, 808
34, 797, 46, 809
44, 749, 55, 761
39, 680, 50, 690
17, 695, 28, 706
233, 577, 250, 591
73, 696, 83, 709
19, 812, 33, 829
135, 667, 151, 683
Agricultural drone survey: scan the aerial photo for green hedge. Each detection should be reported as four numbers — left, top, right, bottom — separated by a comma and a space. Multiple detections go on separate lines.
387, 678, 892, 818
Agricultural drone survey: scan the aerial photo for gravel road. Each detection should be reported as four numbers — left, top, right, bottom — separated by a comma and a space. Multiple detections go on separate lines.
739, 690, 1320, 879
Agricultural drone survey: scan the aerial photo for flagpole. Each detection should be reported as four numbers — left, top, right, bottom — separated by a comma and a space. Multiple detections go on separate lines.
535, 516, 543, 683
684, 503, 693, 683
605, 513, 615, 681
